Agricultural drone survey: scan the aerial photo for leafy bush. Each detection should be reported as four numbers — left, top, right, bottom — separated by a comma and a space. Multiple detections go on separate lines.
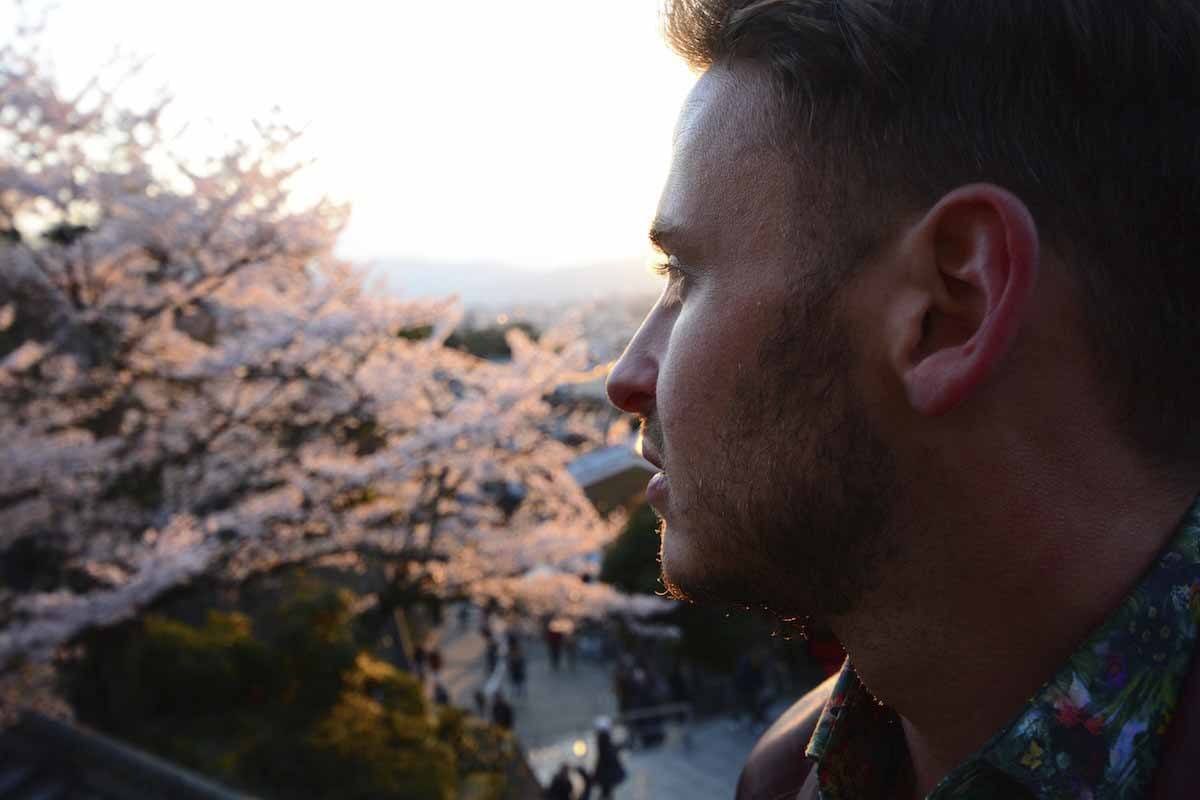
599, 502, 662, 596
69, 577, 513, 799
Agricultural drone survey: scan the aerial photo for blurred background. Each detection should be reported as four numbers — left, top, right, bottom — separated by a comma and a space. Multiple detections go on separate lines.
0, 3, 837, 798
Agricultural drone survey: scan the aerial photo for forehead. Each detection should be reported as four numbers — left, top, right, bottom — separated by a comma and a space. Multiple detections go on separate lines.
657, 65, 793, 262
674, 64, 772, 152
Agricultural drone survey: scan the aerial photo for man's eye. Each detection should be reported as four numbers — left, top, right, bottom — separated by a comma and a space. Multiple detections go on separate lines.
651, 256, 690, 306
650, 256, 689, 285
650, 257, 682, 280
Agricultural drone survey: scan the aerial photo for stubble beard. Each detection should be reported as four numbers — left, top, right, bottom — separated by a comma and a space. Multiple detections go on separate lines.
649, 288, 899, 631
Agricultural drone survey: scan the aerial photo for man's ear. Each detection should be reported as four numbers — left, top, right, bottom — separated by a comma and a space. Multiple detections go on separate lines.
893, 184, 1040, 416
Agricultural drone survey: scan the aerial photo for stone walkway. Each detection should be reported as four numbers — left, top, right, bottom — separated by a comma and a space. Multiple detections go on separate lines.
431, 607, 619, 749
526, 713, 780, 800
431, 605, 787, 800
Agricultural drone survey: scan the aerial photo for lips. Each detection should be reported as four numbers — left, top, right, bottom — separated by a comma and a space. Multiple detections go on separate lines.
645, 471, 669, 509
637, 429, 668, 509
638, 439, 665, 471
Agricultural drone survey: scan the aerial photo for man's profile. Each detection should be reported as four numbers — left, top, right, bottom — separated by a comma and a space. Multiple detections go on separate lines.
606, 2, 1200, 797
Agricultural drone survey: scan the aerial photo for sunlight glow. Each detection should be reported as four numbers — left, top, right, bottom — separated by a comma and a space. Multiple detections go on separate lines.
26, 0, 697, 271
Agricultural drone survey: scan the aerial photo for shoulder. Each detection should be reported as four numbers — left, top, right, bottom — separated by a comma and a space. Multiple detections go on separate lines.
735, 672, 838, 800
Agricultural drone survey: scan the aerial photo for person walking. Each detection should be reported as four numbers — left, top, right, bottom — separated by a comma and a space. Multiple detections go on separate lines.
491, 692, 514, 731
545, 621, 564, 671
507, 638, 527, 697
544, 764, 574, 800
734, 652, 767, 728
590, 717, 626, 800
564, 628, 578, 671
427, 646, 443, 676
411, 641, 427, 680
484, 631, 499, 676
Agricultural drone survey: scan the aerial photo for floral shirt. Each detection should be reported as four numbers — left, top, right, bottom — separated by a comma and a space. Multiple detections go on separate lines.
805, 499, 1200, 799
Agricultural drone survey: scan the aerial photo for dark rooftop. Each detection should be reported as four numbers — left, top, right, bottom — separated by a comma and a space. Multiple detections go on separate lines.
0, 713, 248, 800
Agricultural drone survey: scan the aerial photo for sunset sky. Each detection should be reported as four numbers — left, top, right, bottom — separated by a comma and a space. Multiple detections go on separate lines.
23, 1, 697, 272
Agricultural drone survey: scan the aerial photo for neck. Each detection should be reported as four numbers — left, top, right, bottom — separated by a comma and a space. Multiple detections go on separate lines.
831, 465, 1197, 797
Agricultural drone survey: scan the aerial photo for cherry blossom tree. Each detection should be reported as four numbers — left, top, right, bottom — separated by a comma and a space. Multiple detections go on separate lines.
0, 12, 662, 710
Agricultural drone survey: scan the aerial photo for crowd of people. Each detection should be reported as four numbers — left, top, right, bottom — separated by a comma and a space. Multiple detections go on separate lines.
543, 718, 627, 800
410, 605, 834, 797
610, 653, 687, 748
413, 604, 629, 798
407, 603, 807, 798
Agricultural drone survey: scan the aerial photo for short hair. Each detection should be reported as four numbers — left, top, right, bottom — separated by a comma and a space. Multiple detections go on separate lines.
663, 0, 1200, 467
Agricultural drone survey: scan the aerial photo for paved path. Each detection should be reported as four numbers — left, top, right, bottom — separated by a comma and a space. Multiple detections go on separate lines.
526, 713, 777, 800
431, 606, 619, 749
432, 605, 787, 800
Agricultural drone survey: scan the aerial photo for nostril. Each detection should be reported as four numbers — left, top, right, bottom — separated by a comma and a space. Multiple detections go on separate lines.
612, 387, 654, 416
605, 375, 633, 413
606, 365, 655, 416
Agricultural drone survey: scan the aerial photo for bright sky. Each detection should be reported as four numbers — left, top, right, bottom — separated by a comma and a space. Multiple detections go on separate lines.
27, 1, 697, 271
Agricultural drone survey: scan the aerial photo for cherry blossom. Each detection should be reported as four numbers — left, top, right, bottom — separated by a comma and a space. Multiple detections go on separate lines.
0, 14, 662, 697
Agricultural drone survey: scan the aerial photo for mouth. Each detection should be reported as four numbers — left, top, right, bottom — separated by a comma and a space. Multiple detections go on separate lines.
645, 471, 669, 509
636, 424, 667, 509
637, 438, 665, 471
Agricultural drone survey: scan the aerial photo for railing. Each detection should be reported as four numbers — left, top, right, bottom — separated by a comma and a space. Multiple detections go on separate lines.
506, 735, 549, 800
614, 701, 695, 751
2, 713, 250, 800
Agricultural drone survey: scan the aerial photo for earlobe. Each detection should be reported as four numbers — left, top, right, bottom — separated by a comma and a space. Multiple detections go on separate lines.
898, 184, 1040, 416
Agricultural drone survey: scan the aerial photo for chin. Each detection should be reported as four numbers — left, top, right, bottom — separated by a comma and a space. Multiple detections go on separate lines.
657, 534, 692, 602
658, 516, 836, 625
657, 521, 706, 602
658, 521, 755, 606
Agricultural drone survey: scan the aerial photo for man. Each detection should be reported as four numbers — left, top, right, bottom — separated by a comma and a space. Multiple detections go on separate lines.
605, 2, 1200, 798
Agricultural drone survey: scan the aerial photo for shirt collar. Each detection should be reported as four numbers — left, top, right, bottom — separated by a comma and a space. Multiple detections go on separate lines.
972, 498, 1200, 798
804, 496, 1200, 799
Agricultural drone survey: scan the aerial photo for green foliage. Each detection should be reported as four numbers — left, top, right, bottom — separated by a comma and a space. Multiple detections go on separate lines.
304, 690, 457, 800
600, 502, 662, 595
460, 772, 507, 800
434, 704, 517, 778
445, 322, 540, 360
342, 652, 427, 715
69, 575, 512, 799
396, 324, 435, 341
601, 503, 806, 674
675, 606, 776, 673
265, 578, 359, 711
133, 611, 276, 717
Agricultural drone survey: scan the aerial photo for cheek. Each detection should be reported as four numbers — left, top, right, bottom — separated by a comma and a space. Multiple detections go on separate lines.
657, 300, 770, 450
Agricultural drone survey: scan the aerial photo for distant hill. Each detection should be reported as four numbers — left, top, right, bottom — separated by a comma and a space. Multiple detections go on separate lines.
371, 258, 663, 309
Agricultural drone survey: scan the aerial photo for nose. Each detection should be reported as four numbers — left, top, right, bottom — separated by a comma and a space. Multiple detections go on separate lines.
606, 344, 657, 416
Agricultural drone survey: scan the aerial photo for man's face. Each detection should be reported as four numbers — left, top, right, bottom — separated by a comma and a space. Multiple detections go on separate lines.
606, 65, 898, 623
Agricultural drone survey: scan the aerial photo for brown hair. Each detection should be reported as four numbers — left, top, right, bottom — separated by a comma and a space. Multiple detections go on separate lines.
663, 0, 1200, 467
